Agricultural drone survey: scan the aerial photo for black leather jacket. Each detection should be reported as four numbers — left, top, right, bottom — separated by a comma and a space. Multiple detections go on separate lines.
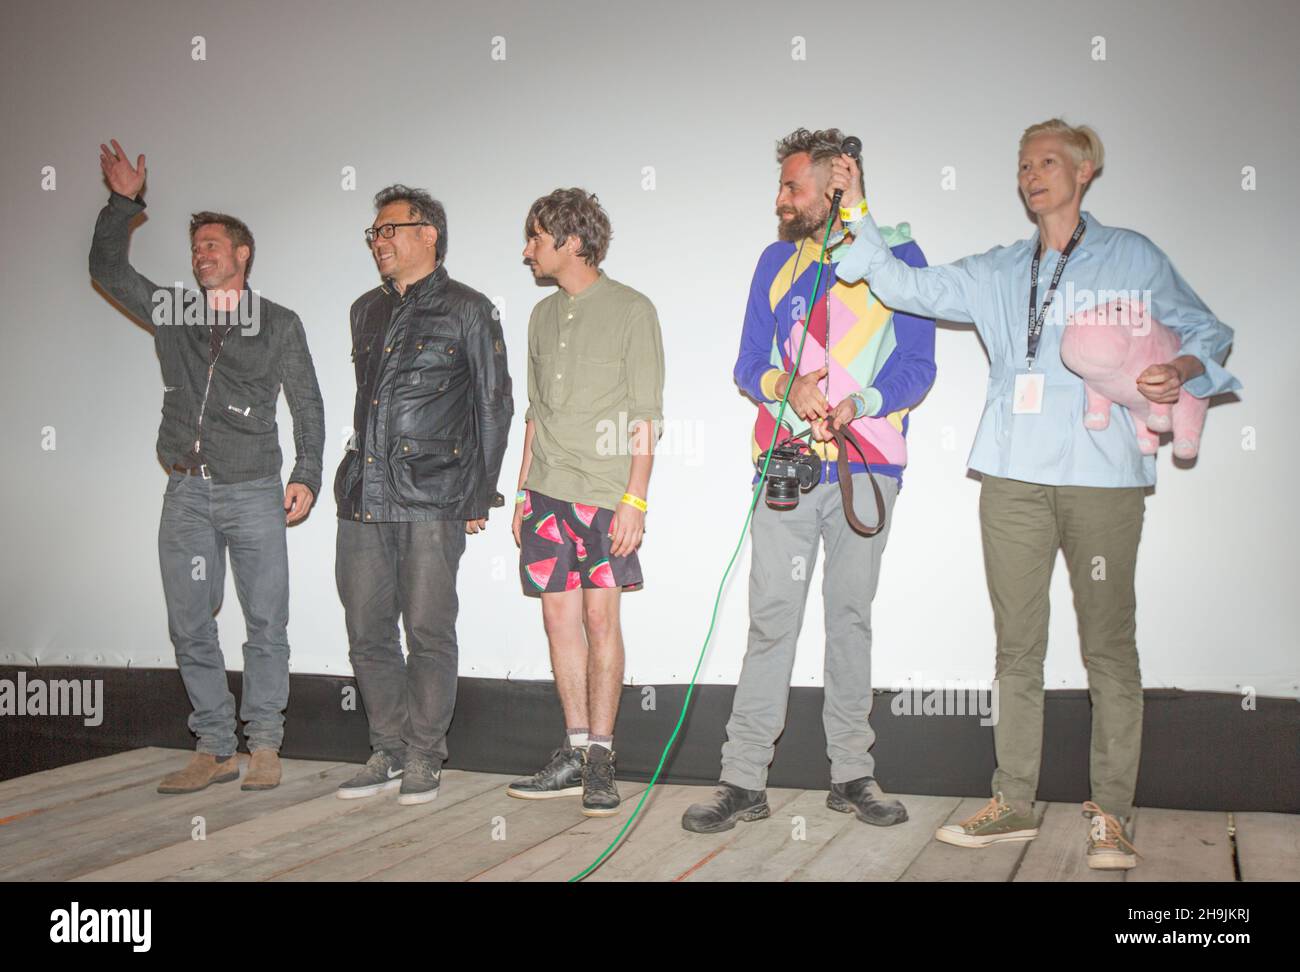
335, 265, 513, 522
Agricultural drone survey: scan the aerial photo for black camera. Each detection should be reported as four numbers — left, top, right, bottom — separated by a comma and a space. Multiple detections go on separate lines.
759, 441, 821, 511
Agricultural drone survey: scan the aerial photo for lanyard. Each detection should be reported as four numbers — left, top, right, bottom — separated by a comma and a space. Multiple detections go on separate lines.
1026, 217, 1086, 368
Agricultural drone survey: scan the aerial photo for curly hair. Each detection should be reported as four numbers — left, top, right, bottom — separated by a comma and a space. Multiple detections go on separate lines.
775, 127, 865, 195
525, 188, 612, 267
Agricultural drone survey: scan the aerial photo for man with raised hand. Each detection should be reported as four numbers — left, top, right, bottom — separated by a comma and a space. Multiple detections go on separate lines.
90, 140, 325, 794
682, 128, 935, 833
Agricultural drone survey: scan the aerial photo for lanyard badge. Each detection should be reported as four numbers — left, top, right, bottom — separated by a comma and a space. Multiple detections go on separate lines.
1025, 217, 1086, 369
1016, 218, 1086, 415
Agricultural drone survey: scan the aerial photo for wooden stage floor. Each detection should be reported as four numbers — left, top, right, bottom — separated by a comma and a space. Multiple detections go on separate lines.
1, 748, 1294, 882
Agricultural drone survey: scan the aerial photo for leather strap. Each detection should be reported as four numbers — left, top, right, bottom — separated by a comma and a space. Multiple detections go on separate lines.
832, 425, 886, 537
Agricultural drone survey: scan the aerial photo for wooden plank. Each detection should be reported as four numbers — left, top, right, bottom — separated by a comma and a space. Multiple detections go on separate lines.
1013, 803, 1136, 882
543, 783, 720, 882
361, 781, 651, 882
77, 769, 505, 882
0, 757, 348, 880
160, 770, 509, 881
1233, 812, 1300, 882
469, 781, 670, 882
0, 749, 192, 823
0, 747, 180, 803
0, 748, 185, 815
0, 750, 259, 863
898, 797, 1044, 882
791, 794, 962, 882
681, 789, 856, 881
1125, 808, 1233, 882
476, 784, 807, 883
33, 753, 1260, 884
3, 756, 346, 879
0, 750, 204, 866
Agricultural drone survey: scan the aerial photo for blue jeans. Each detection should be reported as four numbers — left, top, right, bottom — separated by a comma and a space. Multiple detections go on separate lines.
158, 471, 290, 754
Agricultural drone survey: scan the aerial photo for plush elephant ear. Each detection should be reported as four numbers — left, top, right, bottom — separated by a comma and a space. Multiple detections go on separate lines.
876, 222, 914, 248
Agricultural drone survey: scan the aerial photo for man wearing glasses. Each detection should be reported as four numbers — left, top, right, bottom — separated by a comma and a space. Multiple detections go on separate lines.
335, 185, 513, 805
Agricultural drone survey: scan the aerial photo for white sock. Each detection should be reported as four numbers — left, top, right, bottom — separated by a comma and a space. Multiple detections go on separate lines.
567, 728, 589, 750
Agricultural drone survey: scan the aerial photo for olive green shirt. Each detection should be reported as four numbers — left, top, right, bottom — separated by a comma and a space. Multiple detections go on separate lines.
524, 271, 665, 510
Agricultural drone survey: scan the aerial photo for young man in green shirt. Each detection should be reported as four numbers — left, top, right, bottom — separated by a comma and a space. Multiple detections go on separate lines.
506, 189, 665, 817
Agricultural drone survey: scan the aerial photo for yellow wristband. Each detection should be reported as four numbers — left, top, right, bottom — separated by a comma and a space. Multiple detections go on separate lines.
839, 199, 869, 222
621, 493, 648, 513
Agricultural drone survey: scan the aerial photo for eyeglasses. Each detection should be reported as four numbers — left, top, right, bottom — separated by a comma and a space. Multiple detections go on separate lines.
364, 222, 430, 245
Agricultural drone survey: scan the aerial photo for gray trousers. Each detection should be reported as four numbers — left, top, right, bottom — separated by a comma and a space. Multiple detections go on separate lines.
158, 471, 290, 755
336, 519, 466, 766
721, 472, 899, 791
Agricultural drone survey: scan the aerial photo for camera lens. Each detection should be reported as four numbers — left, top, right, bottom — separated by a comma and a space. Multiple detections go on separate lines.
765, 476, 800, 510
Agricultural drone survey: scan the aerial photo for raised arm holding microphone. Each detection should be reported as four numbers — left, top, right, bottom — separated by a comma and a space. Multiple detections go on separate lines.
681, 128, 937, 834
829, 119, 1241, 869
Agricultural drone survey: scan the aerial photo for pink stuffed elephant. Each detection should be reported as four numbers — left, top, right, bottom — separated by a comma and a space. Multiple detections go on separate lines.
1060, 298, 1207, 459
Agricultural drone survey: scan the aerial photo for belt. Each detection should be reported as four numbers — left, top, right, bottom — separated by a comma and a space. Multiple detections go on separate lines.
172, 463, 211, 479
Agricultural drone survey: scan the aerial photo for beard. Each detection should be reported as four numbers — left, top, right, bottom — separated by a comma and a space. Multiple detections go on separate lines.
776, 201, 832, 243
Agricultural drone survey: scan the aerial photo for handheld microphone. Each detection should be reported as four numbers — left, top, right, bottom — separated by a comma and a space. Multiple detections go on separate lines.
831, 135, 863, 212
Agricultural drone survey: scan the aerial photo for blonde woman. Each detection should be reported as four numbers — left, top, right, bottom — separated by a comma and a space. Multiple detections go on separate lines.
829, 119, 1240, 869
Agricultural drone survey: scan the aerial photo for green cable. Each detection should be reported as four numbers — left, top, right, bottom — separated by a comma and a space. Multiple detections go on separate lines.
568, 211, 838, 882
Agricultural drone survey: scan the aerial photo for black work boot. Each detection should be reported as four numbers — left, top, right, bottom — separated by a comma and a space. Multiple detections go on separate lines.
681, 781, 770, 834
827, 776, 908, 826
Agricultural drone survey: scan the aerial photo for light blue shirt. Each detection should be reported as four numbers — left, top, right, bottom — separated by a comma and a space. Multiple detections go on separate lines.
836, 210, 1241, 487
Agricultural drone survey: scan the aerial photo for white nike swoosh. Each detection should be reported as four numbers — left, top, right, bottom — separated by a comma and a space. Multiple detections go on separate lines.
387, 768, 403, 779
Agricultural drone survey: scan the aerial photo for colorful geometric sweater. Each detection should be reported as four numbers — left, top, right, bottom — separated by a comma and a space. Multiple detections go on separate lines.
733, 224, 936, 486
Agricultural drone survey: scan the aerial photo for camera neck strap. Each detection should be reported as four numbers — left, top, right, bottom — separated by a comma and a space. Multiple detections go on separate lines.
833, 425, 885, 537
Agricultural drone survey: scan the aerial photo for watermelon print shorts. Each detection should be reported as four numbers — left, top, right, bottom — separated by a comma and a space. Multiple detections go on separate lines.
519, 489, 644, 596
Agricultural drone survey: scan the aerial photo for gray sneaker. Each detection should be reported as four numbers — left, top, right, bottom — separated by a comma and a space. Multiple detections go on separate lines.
336, 749, 404, 800
398, 754, 441, 806
580, 744, 620, 817
506, 744, 584, 800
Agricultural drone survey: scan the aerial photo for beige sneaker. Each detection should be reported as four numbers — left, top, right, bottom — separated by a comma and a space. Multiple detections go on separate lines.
1083, 801, 1140, 870
242, 750, 282, 791
936, 792, 1039, 848
157, 753, 241, 794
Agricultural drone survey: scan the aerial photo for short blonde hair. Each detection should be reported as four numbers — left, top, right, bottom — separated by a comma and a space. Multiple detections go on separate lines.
1020, 119, 1105, 176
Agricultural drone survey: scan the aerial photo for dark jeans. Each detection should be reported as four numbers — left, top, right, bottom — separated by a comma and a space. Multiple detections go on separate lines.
336, 519, 466, 766
158, 471, 290, 754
